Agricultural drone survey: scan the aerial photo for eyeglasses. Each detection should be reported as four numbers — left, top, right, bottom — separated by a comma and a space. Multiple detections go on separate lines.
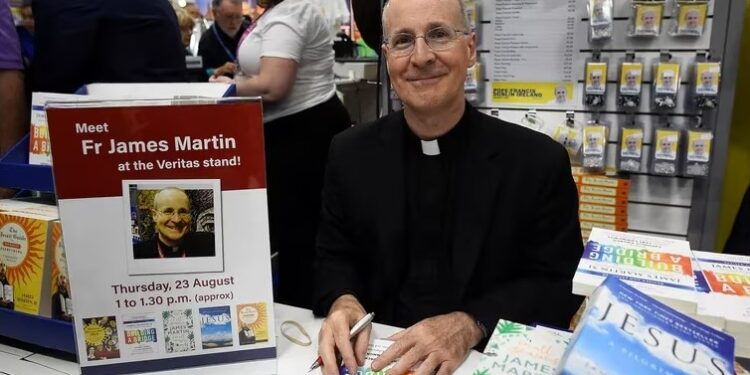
384, 26, 469, 57
157, 208, 191, 220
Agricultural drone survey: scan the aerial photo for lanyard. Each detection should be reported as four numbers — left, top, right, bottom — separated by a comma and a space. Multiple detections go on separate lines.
238, 6, 273, 49
213, 25, 237, 62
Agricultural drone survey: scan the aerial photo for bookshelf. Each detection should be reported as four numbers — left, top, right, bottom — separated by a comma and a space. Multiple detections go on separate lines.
0, 135, 75, 354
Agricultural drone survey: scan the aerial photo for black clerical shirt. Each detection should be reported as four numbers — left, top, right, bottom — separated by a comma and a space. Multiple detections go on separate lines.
394, 106, 471, 328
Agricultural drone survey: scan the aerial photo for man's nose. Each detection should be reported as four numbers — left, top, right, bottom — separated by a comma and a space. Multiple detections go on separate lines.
410, 37, 436, 67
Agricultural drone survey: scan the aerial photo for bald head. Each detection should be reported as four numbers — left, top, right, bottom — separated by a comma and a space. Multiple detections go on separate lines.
382, 0, 469, 39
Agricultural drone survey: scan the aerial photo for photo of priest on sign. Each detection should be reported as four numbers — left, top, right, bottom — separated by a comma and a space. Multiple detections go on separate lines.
132, 186, 216, 259
125, 179, 224, 275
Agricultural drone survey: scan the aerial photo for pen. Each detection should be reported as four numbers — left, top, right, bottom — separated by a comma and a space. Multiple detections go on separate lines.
308, 312, 375, 373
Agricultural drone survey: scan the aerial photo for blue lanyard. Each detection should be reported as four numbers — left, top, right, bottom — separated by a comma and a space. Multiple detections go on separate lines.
213, 25, 237, 62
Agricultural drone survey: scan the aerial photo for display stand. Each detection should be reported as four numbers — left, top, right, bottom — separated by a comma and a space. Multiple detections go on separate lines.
0, 134, 54, 192
0, 83, 238, 357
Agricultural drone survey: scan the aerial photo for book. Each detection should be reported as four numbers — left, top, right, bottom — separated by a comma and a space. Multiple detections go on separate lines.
236, 302, 269, 345
83, 316, 121, 360
573, 228, 696, 313
339, 339, 415, 375
199, 305, 233, 349
122, 312, 159, 357
473, 320, 572, 375
690, 254, 725, 330
0, 211, 55, 316
693, 251, 750, 333
163, 309, 196, 353
49, 220, 73, 321
28, 92, 88, 165
558, 276, 735, 375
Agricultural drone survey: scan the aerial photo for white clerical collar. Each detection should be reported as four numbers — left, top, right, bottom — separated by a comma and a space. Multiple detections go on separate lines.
420, 139, 440, 155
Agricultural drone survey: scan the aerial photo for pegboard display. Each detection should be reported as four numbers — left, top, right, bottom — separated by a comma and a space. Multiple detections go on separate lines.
470, 0, 745, 249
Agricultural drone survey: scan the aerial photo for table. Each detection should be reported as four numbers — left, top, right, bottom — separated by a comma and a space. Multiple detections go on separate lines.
273, 304, 481, 375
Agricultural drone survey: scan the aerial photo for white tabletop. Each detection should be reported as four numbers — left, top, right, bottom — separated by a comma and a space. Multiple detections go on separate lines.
0, 304, 481, 375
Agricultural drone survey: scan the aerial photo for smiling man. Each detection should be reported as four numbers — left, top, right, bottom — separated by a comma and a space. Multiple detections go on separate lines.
134, 188, 215, 259
312, 0, 583, 374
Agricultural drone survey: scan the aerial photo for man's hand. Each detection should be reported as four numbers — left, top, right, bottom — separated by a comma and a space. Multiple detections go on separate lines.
318, 294, 371, 375
371, 312, 482, 375
211, 62, 237, 78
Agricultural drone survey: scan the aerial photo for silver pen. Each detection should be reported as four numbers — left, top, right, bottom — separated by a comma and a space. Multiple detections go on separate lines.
308, 312, 375, 373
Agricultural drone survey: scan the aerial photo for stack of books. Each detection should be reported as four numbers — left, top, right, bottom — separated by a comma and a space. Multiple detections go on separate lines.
572, 169, 629, 241
558, 276, 735, 375
0, 199, 71, 321
573, 228, 696, 314
693, 250, 750, 357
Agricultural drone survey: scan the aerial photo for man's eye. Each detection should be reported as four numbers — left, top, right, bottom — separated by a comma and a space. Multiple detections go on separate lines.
391, 35, 413, 48
428, 28, 452, 40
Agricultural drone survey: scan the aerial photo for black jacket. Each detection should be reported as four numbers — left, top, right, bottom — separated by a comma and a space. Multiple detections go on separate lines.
134, 232, 215, 259
313, 104, 584, 347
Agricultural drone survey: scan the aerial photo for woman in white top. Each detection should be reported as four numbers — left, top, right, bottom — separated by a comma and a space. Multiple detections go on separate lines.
212, 0, 350, 308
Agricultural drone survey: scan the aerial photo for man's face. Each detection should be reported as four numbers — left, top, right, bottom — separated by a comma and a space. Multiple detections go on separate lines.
21, 6, 34, 34
693, 141, 705, 154
587, 134, 599, 148
593, 4, 604, 19
702, 72, 713, 87
152, 189, 191, 246
215, 0, 244, 37
642, 11, 655, 28
626, 138, 638, 151
661, 139, 673, 153
590, 71, 601, 87
661, 72, 674, 88
626, 72, 638, 87
685, 10, 699, 29
382, 0, 476, 114
555, 87, 567, 102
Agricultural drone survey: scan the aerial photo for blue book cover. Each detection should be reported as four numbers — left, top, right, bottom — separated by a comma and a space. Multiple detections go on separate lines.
199, 305, 233, 349
558, 276, 734, 375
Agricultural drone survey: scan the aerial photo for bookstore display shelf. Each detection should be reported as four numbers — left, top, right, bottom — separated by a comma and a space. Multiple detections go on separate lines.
0, 308, 76, 354
0, 134, 54, 192
0, 134, 71, 353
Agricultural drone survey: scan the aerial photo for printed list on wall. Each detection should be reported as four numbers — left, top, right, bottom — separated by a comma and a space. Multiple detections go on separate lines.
492, 0, 577, 106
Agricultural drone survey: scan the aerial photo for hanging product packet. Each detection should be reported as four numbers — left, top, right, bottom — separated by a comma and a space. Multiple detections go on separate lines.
651, 125, 681, 176
584, 61, 608, 108
670, 0, 709, 37
582, 121, 609, 173
628, 0, 666, 37
589, 0, 614, 41
618, 122, 645, 173
683, 128, 713, 177
617, 61, 644, 109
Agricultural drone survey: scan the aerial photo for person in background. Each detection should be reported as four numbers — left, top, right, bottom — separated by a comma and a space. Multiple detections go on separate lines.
32, 0, 187, 93
313, 0, 583, 374
198, 0, 247, 79
0, 0, 27, 200
175, 6, 196, 55
16, 0, 33, 66
211, 0, 351, 309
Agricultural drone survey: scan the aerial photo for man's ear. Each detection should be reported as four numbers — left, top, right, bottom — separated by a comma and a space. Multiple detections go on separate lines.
467, 31, 477, 68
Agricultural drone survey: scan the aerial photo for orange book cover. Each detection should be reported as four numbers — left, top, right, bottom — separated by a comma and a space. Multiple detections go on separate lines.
0, 211, 54, 316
